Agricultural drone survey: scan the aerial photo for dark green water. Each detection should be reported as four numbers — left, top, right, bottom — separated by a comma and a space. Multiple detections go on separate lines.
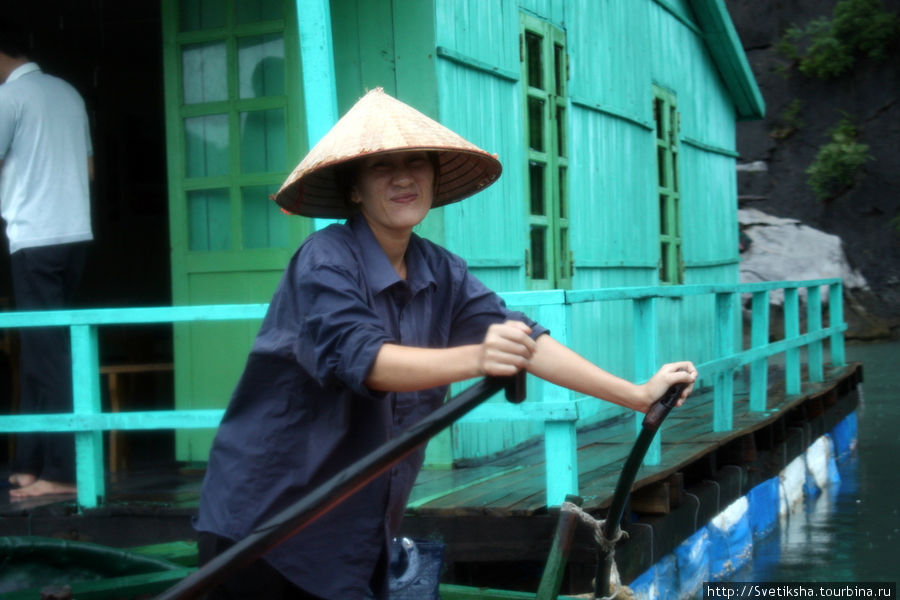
734, 340, 899, 583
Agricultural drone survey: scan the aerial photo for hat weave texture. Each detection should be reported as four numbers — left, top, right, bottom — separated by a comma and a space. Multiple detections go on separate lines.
274, 87, 502, 218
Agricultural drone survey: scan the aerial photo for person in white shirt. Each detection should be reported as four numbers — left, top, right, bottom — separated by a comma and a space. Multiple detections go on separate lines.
0, 22, 94, 498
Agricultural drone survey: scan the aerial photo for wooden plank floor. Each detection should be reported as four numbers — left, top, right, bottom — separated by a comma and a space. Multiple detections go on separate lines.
407, 363, 860, 518
0, 466, 204, 521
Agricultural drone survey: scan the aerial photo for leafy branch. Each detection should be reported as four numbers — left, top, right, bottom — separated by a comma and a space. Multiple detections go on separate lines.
806, 117, 872, 201
776, 0, 899, 79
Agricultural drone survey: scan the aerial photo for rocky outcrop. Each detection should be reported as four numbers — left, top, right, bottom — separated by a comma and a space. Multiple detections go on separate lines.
739, 208, 891, 340
739, 208, 867, 298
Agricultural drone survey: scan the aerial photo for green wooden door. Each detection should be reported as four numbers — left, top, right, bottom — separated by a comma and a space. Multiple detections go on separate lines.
162, 0, 309, 461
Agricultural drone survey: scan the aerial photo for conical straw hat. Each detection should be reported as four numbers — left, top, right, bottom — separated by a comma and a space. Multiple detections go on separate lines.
274, 87, 502, 218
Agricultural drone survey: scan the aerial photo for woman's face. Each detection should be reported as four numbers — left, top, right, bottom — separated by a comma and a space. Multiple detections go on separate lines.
351, 151, 435, 235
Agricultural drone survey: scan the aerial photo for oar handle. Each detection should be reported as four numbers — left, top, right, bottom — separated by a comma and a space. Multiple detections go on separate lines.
642, 370, 689, 431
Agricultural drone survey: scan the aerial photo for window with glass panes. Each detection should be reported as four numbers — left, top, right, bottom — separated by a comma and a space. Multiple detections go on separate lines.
521, 14, 570, 290
653, 86, 683, 284
170, 0, 299, 253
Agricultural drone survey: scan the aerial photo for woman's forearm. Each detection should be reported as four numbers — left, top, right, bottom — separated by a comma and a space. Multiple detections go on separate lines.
365, 343, 483, 392
365, 321, 538, 392
526, 334, 651, 412
366, 332, 645, 402
366, 326, 696, 411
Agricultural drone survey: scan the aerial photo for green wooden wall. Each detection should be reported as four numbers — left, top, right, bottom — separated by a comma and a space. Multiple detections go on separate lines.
331, 0, 444, 244
160, 0, 755, 465
431, 0, 747, 459
432, 0, 540, 459
435, 0, 524, 294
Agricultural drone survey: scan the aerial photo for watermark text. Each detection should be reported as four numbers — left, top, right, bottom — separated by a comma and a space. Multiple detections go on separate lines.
703, 583, 896, 599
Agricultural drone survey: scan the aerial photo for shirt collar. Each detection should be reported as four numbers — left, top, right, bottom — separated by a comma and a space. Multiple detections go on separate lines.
348, 214, 437, 296
405, 234, 438, 296
6, 62, 41, 84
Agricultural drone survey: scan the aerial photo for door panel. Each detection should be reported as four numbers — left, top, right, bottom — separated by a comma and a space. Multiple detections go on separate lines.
162, 0, 307, 461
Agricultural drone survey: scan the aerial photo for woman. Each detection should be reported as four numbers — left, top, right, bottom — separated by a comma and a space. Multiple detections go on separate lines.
195, 88, 697, 599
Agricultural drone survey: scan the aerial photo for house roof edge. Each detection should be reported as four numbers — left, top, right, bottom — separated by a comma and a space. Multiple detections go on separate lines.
689, 0, 766, 120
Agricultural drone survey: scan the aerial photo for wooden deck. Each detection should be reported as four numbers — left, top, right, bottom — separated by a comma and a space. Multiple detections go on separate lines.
408, 363, 859, 517
0, 363, 862, 593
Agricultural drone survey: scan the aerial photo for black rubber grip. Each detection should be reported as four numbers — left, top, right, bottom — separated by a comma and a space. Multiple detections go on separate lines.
642, 376, 688, 431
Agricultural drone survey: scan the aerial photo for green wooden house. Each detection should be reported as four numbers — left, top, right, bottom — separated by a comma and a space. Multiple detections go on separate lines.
161, 0, 763, 464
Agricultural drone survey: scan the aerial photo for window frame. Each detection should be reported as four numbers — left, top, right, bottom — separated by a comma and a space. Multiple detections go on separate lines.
653, 85, 683, 285
521, 13, 570, 291
164, 0, 306, 257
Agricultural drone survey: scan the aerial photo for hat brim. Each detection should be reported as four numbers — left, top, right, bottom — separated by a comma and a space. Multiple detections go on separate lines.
276, 147, 501, 219
273, 88, 502, 218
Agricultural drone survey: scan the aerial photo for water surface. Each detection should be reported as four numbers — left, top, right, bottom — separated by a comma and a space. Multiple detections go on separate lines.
733, 340, 899, 583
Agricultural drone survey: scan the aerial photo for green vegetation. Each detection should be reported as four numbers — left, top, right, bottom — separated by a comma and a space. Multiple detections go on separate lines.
806, 117, 872, 201
776, 0, 899, 79
770, 99, 804, 139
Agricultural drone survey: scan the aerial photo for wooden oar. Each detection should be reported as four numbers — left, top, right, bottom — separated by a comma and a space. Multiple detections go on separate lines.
156, 373, 525, 600
594, 378, 687, 599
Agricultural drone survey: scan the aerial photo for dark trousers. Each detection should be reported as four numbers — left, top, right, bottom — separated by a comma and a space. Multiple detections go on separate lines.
9, 242, 87, 483
197, 532, 326, 600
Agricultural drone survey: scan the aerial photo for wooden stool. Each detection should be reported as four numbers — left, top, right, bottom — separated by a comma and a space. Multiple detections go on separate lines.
100, 363, 173, 473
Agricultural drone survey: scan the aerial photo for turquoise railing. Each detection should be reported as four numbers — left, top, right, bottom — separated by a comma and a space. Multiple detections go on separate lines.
0, 304, 266, 509
0, 279, 846, 509
460, 278, 846, 505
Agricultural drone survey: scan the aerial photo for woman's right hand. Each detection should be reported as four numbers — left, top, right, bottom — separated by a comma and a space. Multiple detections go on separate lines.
637, 361, 698, 412
477, 320, 537, 377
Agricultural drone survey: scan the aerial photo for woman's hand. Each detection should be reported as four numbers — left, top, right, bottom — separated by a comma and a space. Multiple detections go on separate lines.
477, 320, 537, 377
366, 321, 536, 391
637, 361, 698, 413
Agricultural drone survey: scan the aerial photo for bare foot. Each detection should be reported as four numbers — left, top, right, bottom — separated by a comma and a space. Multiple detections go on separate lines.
8, 473, 37, 488
9, 479, 76, 499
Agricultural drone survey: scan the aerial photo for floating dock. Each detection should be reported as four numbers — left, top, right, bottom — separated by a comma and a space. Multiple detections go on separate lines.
0, 362, 861, 596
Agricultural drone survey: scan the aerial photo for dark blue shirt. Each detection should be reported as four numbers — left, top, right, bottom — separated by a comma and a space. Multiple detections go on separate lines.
196, 214, 545, 599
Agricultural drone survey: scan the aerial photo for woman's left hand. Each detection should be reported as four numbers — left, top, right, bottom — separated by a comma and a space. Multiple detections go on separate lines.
638, 361, 698, 413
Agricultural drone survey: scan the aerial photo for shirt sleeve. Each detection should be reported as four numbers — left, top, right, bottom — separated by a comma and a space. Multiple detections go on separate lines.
448, 268, 548, 346
0, 94, 14, 160
287, 253, 394, 397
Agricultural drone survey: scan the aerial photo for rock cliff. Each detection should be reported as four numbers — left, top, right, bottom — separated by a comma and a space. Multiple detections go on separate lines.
726, 0, 900, 338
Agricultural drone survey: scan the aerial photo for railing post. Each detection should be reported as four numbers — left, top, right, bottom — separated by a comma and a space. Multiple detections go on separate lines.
714, 292, 735, 432
633, 296, 660, 464
829, 281, 846, 366
750, 291, 769, 411
539, 300, 578, 506
784, 287, 801, 396
807, 286, 824, 382
71, 324, 104, 509
297, 0, 341, 232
